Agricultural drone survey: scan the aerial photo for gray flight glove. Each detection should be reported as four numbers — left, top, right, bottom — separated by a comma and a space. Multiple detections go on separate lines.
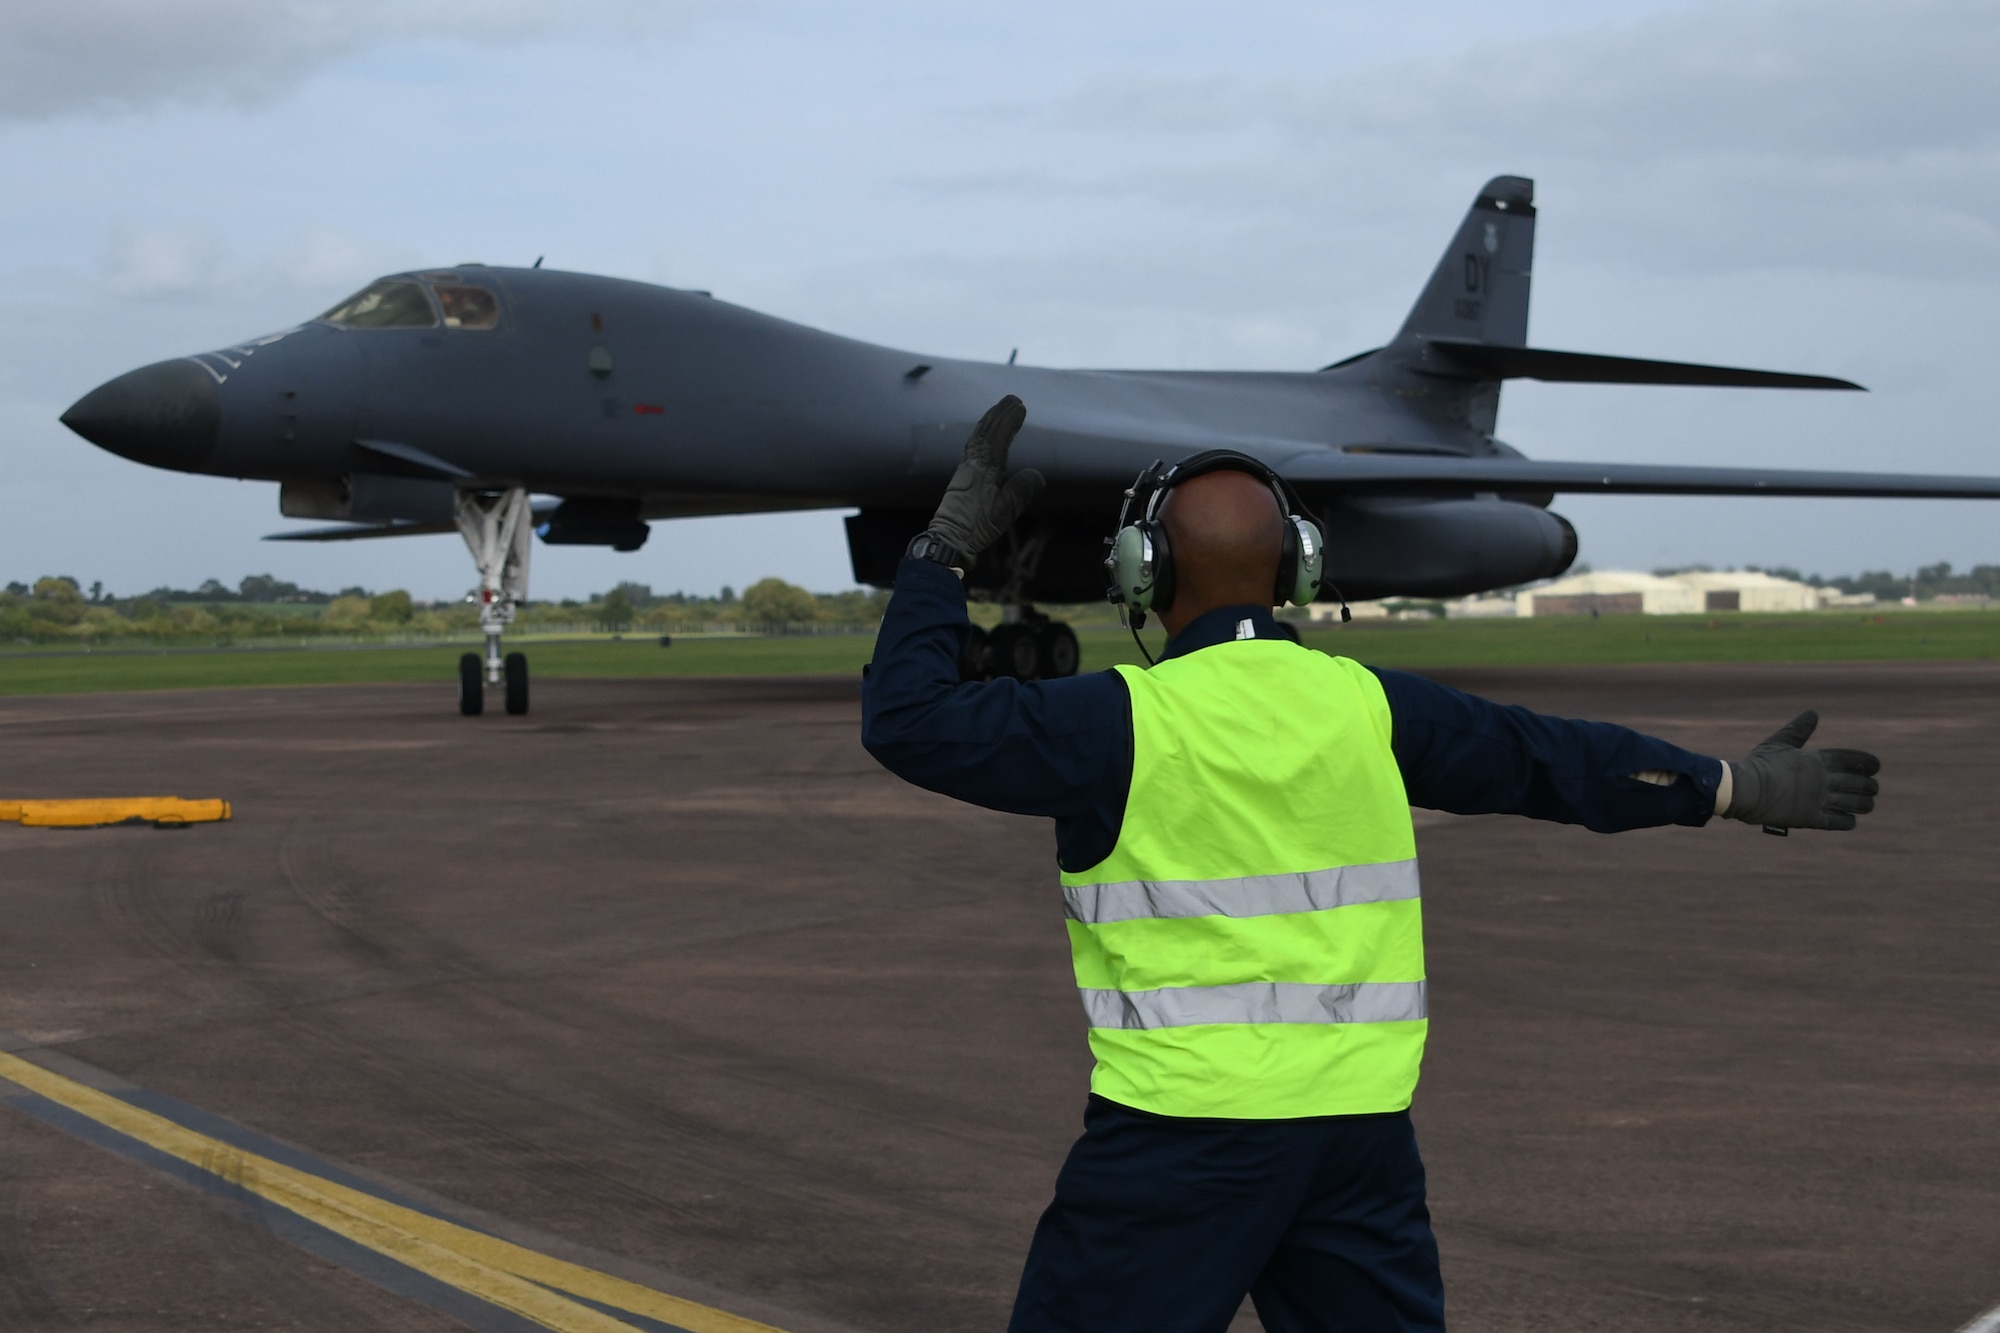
925, 395, 1045, 563
1724, 710, 1880, 832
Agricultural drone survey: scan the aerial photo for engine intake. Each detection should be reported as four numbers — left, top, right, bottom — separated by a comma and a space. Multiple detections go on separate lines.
539, 497, 649, 551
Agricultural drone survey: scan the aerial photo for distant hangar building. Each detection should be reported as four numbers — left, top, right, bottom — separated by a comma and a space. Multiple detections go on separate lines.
1516, 570, 1824, 617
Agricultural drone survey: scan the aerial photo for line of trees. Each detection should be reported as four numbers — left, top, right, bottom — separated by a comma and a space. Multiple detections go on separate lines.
0, 574, 892, 645
7, 559, 1992, 647
566, 578, 889, 631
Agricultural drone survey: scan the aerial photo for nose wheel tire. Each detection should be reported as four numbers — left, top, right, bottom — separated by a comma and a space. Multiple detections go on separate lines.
504, 652, 530, 715
458, 653, 484, 716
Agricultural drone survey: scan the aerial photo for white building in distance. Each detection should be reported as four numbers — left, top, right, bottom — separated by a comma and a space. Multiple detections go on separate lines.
1516, 570, 1824, 617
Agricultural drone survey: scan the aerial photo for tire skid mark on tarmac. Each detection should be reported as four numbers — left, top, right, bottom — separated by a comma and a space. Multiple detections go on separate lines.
246, 961, 1028, 1275
269, 824, 746, 1236
36, 691, 1072, 1328
278, 817, 448, 972
259, 815, 1002, 1287
74, 815, 734, 1268
0, 1043, 792, 1333
195, 888, 248, 963
284, 734, 1041, 1198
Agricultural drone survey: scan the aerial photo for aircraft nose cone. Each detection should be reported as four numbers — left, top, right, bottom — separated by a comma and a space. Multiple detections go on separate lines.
61, 358, 220, 470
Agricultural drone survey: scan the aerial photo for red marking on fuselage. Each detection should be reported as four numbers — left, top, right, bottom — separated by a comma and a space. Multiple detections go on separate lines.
634, 403, 664, 415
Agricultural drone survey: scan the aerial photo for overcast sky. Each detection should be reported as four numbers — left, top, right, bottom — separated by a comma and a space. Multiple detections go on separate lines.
3, 0, 1995, 599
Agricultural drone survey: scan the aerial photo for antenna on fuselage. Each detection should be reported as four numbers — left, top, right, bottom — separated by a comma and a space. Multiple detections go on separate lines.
1007, 348, 1017, 365
532, 255, 544, 269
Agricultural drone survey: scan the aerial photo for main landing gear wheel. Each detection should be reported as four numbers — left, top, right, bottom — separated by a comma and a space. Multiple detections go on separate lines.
988, 623, 1043, 680
458, 653, 484, 716
965, 609, 1081, 683
1039, 622, 1080, 678
958, 624, 991, 683
504, 652, 529, 716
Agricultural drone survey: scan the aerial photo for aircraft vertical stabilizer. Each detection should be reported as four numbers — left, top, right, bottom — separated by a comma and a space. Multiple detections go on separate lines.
1394, 176, 1536, 347
1372, 175, 1859, 394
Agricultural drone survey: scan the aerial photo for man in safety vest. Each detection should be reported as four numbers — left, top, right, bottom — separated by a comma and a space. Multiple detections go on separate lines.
861, 397, 1881, 1333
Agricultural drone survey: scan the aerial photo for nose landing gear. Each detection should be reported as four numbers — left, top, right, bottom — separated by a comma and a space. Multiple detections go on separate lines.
458, 650, 530, 716
454, 487, 532, 716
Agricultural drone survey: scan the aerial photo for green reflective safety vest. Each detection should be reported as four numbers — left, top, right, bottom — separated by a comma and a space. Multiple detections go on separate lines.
1060, 639, 1424, 1119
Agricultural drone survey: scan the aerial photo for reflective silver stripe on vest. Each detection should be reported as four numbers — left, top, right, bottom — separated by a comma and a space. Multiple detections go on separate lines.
1079, 979, 1428, 1030
1062, 859, 1419, 926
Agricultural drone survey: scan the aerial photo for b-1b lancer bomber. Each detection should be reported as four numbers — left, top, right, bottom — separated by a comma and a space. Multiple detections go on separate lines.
61, 176, 2000, 714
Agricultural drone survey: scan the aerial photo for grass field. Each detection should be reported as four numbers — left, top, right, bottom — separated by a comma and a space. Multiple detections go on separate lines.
0, 611, 1992, 696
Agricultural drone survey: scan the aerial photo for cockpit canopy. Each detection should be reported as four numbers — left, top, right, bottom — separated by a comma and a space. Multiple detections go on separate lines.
320, 274, 502, 330
321, 280, 433, 328
435, 283, 499, 329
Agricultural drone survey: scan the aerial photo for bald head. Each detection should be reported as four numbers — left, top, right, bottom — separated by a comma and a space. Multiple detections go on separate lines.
1157, 468, 1284, 635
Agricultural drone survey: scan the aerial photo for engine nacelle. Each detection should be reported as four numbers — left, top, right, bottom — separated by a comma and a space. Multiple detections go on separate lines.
848, 497, 1575, 604
1318, 497, 1577, 602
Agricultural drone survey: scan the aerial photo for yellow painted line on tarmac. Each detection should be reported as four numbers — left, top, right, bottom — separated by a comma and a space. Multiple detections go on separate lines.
0, 1049, 786, 1333
0, 797, 231, 827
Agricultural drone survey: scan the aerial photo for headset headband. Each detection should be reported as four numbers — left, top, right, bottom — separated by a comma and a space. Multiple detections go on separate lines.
1126, 449, 1308, 531
1105, 449, 1345, 652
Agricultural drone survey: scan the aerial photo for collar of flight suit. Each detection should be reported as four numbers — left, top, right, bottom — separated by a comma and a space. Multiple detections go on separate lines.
1158, 604, 1286, 662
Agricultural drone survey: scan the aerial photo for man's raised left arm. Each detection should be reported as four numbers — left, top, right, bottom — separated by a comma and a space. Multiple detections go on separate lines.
1371, 667, 1879, 834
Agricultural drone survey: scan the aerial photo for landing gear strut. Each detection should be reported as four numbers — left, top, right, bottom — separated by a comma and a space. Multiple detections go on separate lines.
454, 487, 532, 716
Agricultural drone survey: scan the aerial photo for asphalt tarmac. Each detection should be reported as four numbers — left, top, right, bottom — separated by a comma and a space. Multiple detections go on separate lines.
0, 663, 1994, 1332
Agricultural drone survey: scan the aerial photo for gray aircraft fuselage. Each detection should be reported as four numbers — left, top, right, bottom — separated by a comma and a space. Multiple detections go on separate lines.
61, 176, 2000, 605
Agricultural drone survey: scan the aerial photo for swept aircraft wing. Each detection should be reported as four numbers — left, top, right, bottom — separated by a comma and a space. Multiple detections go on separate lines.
1274, 451, 2000, 499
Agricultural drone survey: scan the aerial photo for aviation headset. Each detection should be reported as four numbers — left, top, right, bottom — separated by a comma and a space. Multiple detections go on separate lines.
1104, 449, 1329, 631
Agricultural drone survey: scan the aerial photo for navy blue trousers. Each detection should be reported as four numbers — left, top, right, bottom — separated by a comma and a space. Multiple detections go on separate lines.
1008, 1098, 1445, 1333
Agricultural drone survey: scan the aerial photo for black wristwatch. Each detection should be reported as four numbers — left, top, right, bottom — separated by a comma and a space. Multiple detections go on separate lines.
905, 531, 968, 574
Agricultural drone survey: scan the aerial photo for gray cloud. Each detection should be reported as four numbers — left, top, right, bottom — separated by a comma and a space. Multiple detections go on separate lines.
1044, 0, 2000, 157
0, 0, 710, 120
99, 224, 222, 299
991, 0, 2000, 280
96, 224, 418, 305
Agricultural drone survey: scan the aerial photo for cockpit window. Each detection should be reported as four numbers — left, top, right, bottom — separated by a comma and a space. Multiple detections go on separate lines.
320, 280, 437, 329
434, 284, 500, 330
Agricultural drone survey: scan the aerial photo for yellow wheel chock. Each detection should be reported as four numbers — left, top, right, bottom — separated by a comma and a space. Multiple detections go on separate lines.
0, 798, 232, 829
